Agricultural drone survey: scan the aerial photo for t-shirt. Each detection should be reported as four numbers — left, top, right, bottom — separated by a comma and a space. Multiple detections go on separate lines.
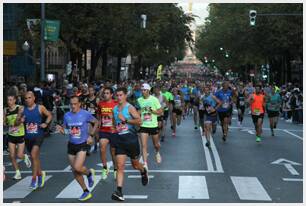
63, 109, 96, 144
266, 93, 281, 111
181, 87, 190, 101
215, 89, 233, 112
137, 95, 161, 128
98, 100, 118, 133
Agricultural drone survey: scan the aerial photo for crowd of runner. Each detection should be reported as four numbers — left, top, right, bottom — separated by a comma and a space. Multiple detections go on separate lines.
3, 78, 303, 201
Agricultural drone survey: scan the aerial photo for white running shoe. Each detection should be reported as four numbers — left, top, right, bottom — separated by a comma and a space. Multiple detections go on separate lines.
13, 170, 21, 180
155, 152, 162, 164
24, 154, 32, 168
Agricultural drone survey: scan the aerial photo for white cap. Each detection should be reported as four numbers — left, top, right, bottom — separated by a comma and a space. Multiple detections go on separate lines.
141, 83, 151, 90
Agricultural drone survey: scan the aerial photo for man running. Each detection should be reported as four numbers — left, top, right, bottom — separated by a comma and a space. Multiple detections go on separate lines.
97, 87, 118, 180
266, 86, 281, 136
191, 82, 201, 129
171, 88, 184, 137
18, 91, 52, 189
138, 83, 163, 169
236, 82, 247, 128
215, 81, 234, 142
161, 85, 173, 141
249, 84, 266, 142
4, 94, 31, 180
111, 87, 149, 201
56, 96, 98, 201
153, 86, 168, 142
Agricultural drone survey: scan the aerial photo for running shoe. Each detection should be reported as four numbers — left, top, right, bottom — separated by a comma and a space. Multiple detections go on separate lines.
29, 178, 37, 190
78, 191, 92, 201
101, 168, 109, 180
13, 170, 21, 180
38, 171, 46, 187
256, 136, 261, 142
222, 135, 226, 142
194, 126, 198, 130
172, 132, 176, 137
88, 168, 95, 188
111, 190, 124, 201
141, 167, 149, 186
24, 154, 32, 168
155, 152, 162, 164
205, 141, 211, 148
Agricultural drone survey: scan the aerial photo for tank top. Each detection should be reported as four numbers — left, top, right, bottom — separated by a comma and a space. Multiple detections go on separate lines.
237, 91, 245, 107
113, 103, 135, 135
6, 105, 25, 137
155, 93, 166, 110
174, 95, 182, 109
98, 100, 118, 133
23, 104, 44, 139
84, 96, 97, 115
250, 93, 265, 115
202, 94, 217, 114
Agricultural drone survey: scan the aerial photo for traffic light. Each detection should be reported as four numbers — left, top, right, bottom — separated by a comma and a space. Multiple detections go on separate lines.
249, 10, 257, 26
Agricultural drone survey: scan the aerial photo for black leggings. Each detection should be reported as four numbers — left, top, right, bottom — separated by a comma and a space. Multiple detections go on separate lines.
237, 107, 245, 122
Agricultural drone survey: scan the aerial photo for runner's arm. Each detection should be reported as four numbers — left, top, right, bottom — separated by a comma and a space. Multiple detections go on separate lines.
128, 105, 142, 126
15, 106, 25, 126
88, 116, 99, 136
212, 95, 222, 110
39, 105, 53, 128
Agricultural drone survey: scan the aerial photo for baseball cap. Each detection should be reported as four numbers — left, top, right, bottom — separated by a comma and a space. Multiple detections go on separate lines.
141, 83, 151, 90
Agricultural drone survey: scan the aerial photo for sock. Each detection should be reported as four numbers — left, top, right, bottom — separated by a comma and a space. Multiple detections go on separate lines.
37, 171, 42, 176
117, 186, 122, 193
87, 171, 92, 178
32, 176, 36, 181
16, 169, 20, 173
83, 188, 89, 193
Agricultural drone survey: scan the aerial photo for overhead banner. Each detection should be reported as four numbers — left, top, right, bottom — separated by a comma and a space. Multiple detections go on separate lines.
44, 20, 60, 41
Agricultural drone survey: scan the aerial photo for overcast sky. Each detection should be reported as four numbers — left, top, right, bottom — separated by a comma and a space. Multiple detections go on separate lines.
178, 3, 210, 26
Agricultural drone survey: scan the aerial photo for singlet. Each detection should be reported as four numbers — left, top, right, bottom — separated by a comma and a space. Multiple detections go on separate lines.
64, 109, 95, 144
23, 105, 44, 139
113, 103, 135, 135
250, 93, 265, 115
162, 91, 173, 111
266, 93, 281, 111
237, 90, 246, 107
215, 89, 233, 112
98, 100, 118, 133
202, 94, 217, 115
173, 95, 182, 109
155, 93, 166, 110
137, 95, 161, 128
5, 105, 25, 137
181, 87, 190, 101
84, 96, 98, 116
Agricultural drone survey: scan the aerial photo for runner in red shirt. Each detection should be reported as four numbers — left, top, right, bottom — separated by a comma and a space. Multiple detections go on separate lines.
97, 87, 118, 180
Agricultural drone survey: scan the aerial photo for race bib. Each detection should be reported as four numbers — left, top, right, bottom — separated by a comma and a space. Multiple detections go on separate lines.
222, 102, 230, 109
253, 108, 261, 116
239, 101, 245, 106
88, 107, 96, 114
199, 103, 204, 110
206, 106, 215, 114
70, 126, 81, 138
116, 123, 129, 135
174, 100, 181, 108
9, 126, 19, 135
143, 113, 152, 122
102, 115, 113, 127
26, 123, 38, 134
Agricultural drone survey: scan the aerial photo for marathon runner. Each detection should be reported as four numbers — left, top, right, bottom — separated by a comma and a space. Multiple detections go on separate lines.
4, 94, 31, 180
161, 85, 173, 141
249, 84, 266, 142
111, 87, 149, 202
56, 96, 98, 201
171, 88, 184, 137
215, 81, 234, 142
190, 82, 201, 129
236, 82, 248, 128
266, 86, 282, 136
180, 83, 190, 118
97, 87, 118, 180
138, 83, 163, 169
153, 86, 168, 142
18, 91, 52, 189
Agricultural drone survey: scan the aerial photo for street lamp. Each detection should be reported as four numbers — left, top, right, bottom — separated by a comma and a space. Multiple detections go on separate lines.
220, 47, 224, 51
22, 41, 30, 51
141, 14, 147, 29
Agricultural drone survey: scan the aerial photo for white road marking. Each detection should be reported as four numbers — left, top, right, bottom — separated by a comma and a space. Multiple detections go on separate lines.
128, 175, 154, 179
200, 129, 214, 172
230, 126, 303, 132
247, 130, 255, 135
284, 163, 299, 176
282, 178, 303, 182
4, 176, 52, 199
231, 176, 271, 201
97, 161, 114, 168
178, 176, 209, 199
63, 165, 71, 171
283, 130, 303, 141
210, 138, 224, 173
4, 159, 23, 167
124, 195, 148, 199
271, 158, 301, 165
56, 175, 101, 198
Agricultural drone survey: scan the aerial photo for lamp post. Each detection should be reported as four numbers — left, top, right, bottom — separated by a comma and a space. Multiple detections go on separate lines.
40, 3, 45, 81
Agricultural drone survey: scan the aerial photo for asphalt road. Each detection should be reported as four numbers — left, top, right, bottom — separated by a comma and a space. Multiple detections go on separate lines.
3, 110, 303, 203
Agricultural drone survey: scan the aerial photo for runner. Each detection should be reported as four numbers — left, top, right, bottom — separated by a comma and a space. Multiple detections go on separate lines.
266, 86, 281, 136
171, 88, 184, 137
248, 84, 266, 142
180, 83, 190, 118
56, 96, 98, 201
202, 85, 221, 147
236, 82, 247, 128
97, 87, 118, 180
161, 85, 173, 141
111, 87, 149, 201
191, 82, 201, 129
215, 81, 234, 142
153, 86, 168, 142
138, 83, 163, 169
18, 91, 52, 189
4, 94, 31, 180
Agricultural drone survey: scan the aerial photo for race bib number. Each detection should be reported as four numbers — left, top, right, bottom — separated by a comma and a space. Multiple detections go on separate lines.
222, 102, 230, 109
9, 126, 19, 135
199, 103, 204, 110
26, 123, 38, 134
143, 113, 152, 122
102, 115, 113, 127
206, 106, 215, 114
70, 126, 81, 138
116, 123, 129, 135
239, 101, 245, 106
253, 108, 261, 116
174, 100, 181, 108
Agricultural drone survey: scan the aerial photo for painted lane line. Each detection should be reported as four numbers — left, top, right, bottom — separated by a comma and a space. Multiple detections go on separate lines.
210, 137, 224, 173
178, 176, 209, 199
124, 195, 148, 199
229, 126, 303, 132
56, 175, 102, 198
5, 169, 222, 174
247, 130, 255, 135
231, 176, 271, 201
128, 175, 154, 179
283, 129, 303, 141
282, 178, 303, 182
284, 163, 299, 176
4, 176, 52, 199
4, 159, 23, 167
200, 128, 214, 172
63, 165, 71, 171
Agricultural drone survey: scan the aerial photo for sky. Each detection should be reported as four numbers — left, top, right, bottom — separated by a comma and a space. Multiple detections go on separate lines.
178, 2, 210, 26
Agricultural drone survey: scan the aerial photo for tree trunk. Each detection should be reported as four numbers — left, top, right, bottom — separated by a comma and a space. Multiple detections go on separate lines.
101, 46, 108, 79
116, 55, 122, 83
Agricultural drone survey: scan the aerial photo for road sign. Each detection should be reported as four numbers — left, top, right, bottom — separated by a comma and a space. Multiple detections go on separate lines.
44, 20, 60, 41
